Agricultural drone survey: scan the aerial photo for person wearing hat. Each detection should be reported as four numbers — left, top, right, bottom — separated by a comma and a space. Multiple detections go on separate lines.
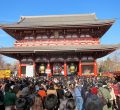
85, 87, 103, 110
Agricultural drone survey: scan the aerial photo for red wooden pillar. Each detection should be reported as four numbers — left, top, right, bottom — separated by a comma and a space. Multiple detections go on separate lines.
78, 60, 82, 76
47, 63, 52, 77
94, 60, 97, 76
18, 62, 21, 78
64, 62, 67, 76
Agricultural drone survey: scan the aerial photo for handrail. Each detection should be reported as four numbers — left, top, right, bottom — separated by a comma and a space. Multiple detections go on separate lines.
15, 38, 99, 43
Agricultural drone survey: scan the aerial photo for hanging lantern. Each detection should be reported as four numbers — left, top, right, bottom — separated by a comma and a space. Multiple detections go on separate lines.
39, 64, 45, 74
53, 63, 62, 75
69, 63, 77, 74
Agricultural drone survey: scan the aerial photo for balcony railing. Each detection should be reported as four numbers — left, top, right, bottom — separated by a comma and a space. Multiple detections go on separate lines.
14, 38, 100, 47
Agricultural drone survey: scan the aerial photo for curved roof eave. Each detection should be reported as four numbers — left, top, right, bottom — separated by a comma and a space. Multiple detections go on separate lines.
0, 19, 115, 29
0, 44, 119, 52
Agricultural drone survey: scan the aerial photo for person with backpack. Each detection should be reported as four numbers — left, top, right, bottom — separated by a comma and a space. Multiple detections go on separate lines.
98, 82, 112, 110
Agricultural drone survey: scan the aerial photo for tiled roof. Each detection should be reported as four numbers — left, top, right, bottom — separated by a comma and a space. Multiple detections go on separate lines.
0, 14, 115, 28
0, 44, 119, 53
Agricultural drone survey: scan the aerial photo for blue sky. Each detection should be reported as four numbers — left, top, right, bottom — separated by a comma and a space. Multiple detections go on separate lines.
0, 0, 120, 63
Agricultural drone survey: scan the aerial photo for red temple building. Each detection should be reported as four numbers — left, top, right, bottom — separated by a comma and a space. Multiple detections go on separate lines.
0, 13, 119, 77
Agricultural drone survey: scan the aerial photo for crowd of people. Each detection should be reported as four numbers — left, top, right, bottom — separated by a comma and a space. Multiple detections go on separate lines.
0, 75, 120, 110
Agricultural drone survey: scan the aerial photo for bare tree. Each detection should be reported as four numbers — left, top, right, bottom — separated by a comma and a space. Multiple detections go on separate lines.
111, 51, 120, 71
98, 51, 120, 72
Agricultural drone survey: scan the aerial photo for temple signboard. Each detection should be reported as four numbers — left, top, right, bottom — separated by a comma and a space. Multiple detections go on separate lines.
0, 70, 11, 78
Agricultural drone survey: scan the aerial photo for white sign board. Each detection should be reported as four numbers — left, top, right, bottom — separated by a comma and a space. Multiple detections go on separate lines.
26, 65, 34, 77
45, 69, 51, 74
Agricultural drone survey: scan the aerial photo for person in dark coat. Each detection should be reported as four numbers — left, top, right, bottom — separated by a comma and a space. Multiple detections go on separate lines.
0, 88, 5, 110
85, 87, 103, 110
